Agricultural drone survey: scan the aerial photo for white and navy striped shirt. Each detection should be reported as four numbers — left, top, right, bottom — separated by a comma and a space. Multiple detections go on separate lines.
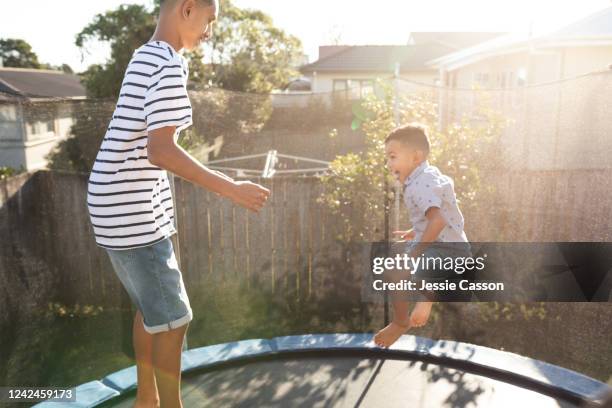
87, 40, 192, 250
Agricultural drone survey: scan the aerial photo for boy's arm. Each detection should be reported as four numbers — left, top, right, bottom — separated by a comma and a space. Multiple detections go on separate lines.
409, 207, 447, 257
148, 126, 269, 212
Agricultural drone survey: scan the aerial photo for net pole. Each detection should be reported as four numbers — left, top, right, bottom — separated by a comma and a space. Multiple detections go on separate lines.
383, 177, 390, 327
383, 62, 403, 327
393, 63, 401, 233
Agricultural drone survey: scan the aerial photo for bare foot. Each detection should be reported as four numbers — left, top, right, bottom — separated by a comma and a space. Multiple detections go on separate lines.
134, 400, 160, 408
374, 320, 411, 348
134, 395, 160, 408
409, 302, 433, 327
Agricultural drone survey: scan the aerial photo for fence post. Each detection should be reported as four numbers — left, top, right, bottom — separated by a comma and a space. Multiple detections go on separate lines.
169, 173, 187, 350
169, 173, 183, 272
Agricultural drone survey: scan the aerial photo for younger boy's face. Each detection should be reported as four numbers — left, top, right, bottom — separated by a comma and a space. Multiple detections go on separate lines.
385, 140, 423, 184
180, 0, 218, 51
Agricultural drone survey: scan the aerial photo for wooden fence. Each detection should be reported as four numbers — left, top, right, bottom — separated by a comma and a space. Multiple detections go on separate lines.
1, 168, 611, 312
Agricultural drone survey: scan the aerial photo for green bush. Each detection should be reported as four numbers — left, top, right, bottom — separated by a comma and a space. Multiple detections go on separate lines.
0, 165, 25, 180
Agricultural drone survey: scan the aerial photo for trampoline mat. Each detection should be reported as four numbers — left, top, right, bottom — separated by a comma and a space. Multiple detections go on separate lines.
107, 356, 579, 408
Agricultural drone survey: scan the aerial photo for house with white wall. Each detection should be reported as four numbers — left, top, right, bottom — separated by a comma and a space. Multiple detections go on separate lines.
299, 32, 502, 98
427, 7, 612, 171
429, 7, 612, 89
0, 67, 86, 171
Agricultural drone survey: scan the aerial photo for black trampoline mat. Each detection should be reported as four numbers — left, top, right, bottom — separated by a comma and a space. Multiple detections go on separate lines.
108, 356, 578, 408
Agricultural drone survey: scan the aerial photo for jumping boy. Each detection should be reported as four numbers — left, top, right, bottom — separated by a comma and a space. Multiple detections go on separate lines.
374, 123, 469, 348
86, 1, 270, 407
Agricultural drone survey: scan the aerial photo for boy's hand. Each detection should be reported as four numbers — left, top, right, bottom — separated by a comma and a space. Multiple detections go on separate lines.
393, 229, 416, 241
228, 181, 270, 213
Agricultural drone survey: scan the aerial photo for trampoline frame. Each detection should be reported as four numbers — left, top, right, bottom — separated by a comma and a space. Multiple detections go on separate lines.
34, 333, 610, 407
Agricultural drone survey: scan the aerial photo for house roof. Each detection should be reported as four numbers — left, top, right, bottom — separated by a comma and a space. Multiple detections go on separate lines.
429, 6, 612, 71
408, 32, 503, 49
542, 6, 612, 40
0, 92, 19, 102
0, 67, 86, 99
300, 32, 503, 75
300, 43, 456, 74
427, 33, 531, 70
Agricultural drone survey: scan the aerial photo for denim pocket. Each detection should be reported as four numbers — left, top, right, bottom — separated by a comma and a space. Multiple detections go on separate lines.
144, 244, 156, 263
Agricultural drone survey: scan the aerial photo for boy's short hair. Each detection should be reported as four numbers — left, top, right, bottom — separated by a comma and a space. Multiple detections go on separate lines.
160, 0, 214, 6
385, 123, 430, 154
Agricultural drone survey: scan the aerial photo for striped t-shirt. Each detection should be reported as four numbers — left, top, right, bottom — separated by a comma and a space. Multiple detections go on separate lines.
87, 40, 192, 250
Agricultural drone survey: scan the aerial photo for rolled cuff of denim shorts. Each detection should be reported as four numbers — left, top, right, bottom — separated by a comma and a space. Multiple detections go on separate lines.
142, 308, 193, 334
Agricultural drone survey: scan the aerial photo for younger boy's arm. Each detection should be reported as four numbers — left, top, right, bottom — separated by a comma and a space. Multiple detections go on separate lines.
148, 126, 269, 212
409, 207, 447, 257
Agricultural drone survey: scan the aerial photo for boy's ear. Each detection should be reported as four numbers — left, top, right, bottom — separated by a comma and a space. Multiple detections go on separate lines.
181, 0, 194, 18
414, 149, 426, 162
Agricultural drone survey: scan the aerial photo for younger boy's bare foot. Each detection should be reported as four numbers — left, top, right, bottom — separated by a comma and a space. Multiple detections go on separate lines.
374, 320, 411, 348
409, 302, 433, 327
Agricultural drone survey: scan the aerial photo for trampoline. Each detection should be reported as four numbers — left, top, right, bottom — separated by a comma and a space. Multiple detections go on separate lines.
35, 334, 609, 408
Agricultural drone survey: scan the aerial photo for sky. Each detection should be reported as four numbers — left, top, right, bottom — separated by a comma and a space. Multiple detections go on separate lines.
1, 0, 610, 72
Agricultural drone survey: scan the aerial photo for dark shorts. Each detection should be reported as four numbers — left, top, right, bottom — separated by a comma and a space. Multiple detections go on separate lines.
105, 237, 192, 334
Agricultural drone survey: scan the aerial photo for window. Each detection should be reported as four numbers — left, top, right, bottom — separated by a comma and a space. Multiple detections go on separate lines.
333, 79, 348, 93
450, 72, 457, 88
0, 104, 22, 141
25, 119, 54, 140
517, 67, 527, 87
333, 79, 374, 99
496, 71, 517, 89
24, 104, 57, 142
474, 72, 489, 88
350, 80, 360, 99
360, 80, 374, 98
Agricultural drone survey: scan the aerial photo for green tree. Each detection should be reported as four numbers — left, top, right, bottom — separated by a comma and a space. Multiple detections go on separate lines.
76, 0, 303, 96
184, 48, 209, 86
202, 0, 303, 93
57, 64, 74, 74
47, 100, 116, 173
39, 63, 75, 73
0, 38, 41, 68
0, 37, 73, 72
49, 0, 303, 173
75, 4, 157, 98
49, 4, 157, 173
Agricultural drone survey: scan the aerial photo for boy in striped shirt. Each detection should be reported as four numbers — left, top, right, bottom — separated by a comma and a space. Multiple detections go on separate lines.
87, 0, 270, 406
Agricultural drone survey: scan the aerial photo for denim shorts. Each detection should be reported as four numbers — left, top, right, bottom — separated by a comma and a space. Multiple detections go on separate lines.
105, 237, 193, 334
404, 240, 473, 301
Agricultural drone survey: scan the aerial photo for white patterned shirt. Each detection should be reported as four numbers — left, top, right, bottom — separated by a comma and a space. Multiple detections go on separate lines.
403, 160, 468, 243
